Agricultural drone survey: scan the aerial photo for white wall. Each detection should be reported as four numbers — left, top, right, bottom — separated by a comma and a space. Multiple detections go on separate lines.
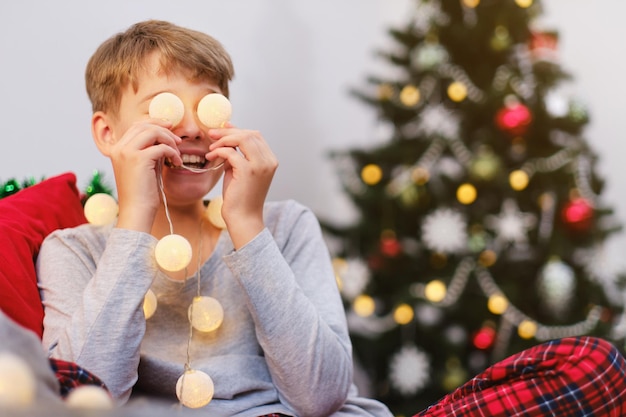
1, 1, 625, 267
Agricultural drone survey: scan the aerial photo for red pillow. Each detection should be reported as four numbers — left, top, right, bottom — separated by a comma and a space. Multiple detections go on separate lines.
0, 172, 87, 338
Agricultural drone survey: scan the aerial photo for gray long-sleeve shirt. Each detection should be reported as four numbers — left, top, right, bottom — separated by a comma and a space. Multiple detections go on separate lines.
37, 199, 392, 417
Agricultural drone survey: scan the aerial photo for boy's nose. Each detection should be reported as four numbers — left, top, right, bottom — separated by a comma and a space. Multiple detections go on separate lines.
174, 108, 205, 141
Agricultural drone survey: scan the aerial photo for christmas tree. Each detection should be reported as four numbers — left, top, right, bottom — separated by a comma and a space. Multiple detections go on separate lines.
323, 0, 626, 414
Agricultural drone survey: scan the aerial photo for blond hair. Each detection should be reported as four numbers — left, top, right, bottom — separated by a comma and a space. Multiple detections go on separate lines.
85, 20, 234, 116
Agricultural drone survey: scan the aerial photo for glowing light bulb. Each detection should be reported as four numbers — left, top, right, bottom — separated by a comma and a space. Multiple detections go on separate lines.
509, 170, 529, 191
462, 0, 480, 7
206, 196, 226, 229
149, 92, 185, 126
84, 193, 118, 226
155, 234, 192, 272
393, 303, 414, 325
176, 369, 214, 408
197, 93, 232, 128
515, 0, 533, 8
487, 294, 508, 315
361, 164, 382, 185
353, 294, 376, 317
188, 296, 224, 332
399, 85, 420, 106
0, 352, 36, 408
457, 183, 477, 204
66, 386, 114, 409
143, 289, 158, 319
518, 320, 537, 339
424, 280, 447, 303
447, 81, 468, 102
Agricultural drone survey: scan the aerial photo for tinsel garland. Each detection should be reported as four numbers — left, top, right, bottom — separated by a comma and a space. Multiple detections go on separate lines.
0, 171, 113, 201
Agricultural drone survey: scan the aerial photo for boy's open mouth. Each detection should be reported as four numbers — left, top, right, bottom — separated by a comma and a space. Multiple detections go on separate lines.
165, 154, 207, 169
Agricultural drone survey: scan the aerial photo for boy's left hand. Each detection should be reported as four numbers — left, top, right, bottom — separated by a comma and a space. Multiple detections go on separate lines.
206, 124, 278, 248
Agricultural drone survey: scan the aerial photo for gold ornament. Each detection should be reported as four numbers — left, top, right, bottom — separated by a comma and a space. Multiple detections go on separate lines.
478, 250, 497, 267
411, 167, 430, 185
378, 83, 395, 101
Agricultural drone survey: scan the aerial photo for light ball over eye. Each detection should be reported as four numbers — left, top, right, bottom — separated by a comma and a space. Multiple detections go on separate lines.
197, 93, 232, 128
149, 92, 185, 126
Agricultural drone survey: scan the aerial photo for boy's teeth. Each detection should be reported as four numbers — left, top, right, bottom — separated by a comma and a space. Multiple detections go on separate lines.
182, 154, 204, 164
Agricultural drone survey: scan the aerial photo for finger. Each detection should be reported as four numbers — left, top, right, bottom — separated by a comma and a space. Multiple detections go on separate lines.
209, 129, 263, 150
119, 122, 182, 150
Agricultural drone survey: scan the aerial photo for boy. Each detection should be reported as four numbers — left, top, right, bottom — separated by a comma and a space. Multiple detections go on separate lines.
37, 19, 392, 416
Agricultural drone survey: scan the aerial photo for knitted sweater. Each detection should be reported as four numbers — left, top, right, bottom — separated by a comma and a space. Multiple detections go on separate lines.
37, 199, 392, 417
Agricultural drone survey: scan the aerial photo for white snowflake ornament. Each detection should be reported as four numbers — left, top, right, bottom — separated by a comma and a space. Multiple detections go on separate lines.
389, 345, 430, 396
421, 208, 468, 254
412, 0, 449, 35
412, 104, 461, 140
485, 199, 536, 247
338, 258, 371, 301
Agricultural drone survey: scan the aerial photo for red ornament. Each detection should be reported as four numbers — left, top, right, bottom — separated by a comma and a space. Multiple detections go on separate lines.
561, 198, 594, 232
472, 326, 496, 350
380, 236, 402, 257
495, 102, 532, 136
529, 31, 559, 62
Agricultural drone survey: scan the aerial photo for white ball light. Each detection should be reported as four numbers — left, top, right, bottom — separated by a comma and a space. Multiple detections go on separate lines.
205, 196, 226, 229
143, 289, 158, 319
149, 92, 185, 126
197, 93, 232, 128
84, 193, 119, 226
0, 352, 36, 408
188, 296, 224, 333
155, 234, 192, 272
66, 385, 114, 409
176, 369, 214, 408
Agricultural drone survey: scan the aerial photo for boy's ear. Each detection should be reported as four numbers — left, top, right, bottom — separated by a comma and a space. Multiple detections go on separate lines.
91, 111, 115, 156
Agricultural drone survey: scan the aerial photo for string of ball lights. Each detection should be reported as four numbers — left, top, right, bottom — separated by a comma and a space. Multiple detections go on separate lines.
83, 91, 233, 409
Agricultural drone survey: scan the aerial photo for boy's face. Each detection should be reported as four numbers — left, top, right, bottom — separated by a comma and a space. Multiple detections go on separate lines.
106, 52, 225, 202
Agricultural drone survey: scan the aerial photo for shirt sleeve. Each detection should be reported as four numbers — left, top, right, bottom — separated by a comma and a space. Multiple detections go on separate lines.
222, 201, 353, 417
37, 226, 158, 403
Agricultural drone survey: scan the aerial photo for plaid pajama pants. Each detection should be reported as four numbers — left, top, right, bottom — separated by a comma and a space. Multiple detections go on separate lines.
51, 336, 625, 416
415, 336, 626, 417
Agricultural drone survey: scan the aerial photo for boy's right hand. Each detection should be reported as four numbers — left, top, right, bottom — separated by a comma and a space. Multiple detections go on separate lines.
109, 119, 182, 233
